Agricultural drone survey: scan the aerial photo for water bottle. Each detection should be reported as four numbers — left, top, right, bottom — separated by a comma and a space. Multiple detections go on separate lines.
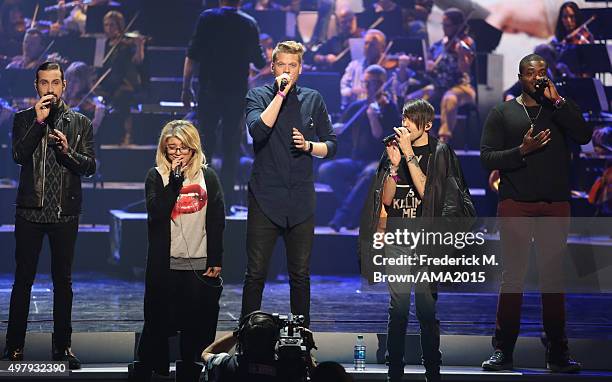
354, 334, 366, 370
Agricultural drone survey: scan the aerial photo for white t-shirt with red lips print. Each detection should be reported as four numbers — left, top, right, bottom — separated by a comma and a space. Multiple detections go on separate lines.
158, 167, 209, 262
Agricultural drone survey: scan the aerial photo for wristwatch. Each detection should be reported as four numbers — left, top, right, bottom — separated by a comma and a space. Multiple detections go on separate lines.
308, 141, 314, 153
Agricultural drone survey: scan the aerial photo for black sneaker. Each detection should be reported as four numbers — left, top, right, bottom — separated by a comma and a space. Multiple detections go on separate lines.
52, 347, 81, 370
547, 355, 582, 373
2, 347, 24, 361
482, 350, 513, 371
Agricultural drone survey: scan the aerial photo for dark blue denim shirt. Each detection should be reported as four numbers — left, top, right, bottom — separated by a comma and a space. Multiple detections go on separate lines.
246, 83, 337, 227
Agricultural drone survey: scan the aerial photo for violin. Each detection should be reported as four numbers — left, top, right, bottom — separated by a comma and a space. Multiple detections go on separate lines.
562, 16, 595, 45
380, 53, 423, 70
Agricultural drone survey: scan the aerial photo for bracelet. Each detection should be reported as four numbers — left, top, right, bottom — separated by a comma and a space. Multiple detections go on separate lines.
277, 91, 286, 99
405, 154, 417, 164
553, 96, 566, 109
307, 141, 313, 153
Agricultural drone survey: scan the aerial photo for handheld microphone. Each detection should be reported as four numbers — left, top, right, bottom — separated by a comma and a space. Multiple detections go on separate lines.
534, 77, 549, 94
172, 163, 183, 181
382, 133, 398, 145
280, 78, 289, 92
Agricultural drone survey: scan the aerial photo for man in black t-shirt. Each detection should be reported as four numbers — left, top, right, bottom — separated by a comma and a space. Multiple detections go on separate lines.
381, 99, 439, 382
480, 53, 590, 373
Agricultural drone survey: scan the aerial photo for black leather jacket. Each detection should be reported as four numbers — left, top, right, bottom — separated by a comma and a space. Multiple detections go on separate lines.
12, 102, 96, 216
358, 136, 476, 279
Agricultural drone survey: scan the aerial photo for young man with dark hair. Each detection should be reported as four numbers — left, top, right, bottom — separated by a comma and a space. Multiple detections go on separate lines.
360, 99, 474, 382
2, 61, 96, 369
480, 53, 591, 373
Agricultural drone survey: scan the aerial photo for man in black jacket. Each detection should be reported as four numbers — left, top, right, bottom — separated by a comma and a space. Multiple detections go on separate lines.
360, 99, 475, 382
2, 62, 96, 369
480, 53, 591, 373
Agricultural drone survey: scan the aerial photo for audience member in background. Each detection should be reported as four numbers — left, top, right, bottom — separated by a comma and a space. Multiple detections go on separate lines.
319, 64, 399, 231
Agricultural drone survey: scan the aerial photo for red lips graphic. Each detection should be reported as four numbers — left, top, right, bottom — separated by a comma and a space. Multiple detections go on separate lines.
171, 183, 208, 220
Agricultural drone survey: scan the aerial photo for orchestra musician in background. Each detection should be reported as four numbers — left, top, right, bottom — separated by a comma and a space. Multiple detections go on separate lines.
403, 8, 475, 143
550, 1, 594, 78
6, 28, 46, 69
97, 10, 146, 146
311, 8, 363, 73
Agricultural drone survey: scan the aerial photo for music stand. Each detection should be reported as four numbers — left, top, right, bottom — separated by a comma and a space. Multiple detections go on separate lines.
0, 69, 37, 98
557, 78, 609, 113
559, 44, 612, 74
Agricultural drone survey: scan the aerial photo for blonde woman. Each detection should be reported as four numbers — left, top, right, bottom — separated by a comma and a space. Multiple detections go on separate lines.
129, 120, 225, 382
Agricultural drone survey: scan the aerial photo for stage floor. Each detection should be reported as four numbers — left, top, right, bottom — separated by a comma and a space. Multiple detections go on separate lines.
1, 273, 611, 338
1, 363, 612, 382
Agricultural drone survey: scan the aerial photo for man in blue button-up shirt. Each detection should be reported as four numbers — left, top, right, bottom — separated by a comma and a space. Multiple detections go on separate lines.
242, 41, 337, 326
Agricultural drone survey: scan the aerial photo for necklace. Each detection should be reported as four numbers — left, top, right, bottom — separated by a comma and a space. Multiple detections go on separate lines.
518, 94, 542, 129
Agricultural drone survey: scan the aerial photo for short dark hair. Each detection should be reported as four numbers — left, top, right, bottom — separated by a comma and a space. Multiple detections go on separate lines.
402, 99, 434, 131
36, 61, 64, 82
518, 53, 547, 74
443, 7, 465, 26
237, 312, 279, 360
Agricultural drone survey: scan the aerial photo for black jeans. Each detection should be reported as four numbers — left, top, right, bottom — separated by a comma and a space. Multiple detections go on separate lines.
137, 270, 222, 365
385, 244, 441, 378
6, 215, 79, 349
241, 192, 314, 326
198, 90, 246, 204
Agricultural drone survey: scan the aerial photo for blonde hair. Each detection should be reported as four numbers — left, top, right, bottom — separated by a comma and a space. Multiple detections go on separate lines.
272, 40, 305, 64
103, 10, 125, 31
365, 29, 386, 45
155, 120, 206, 180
